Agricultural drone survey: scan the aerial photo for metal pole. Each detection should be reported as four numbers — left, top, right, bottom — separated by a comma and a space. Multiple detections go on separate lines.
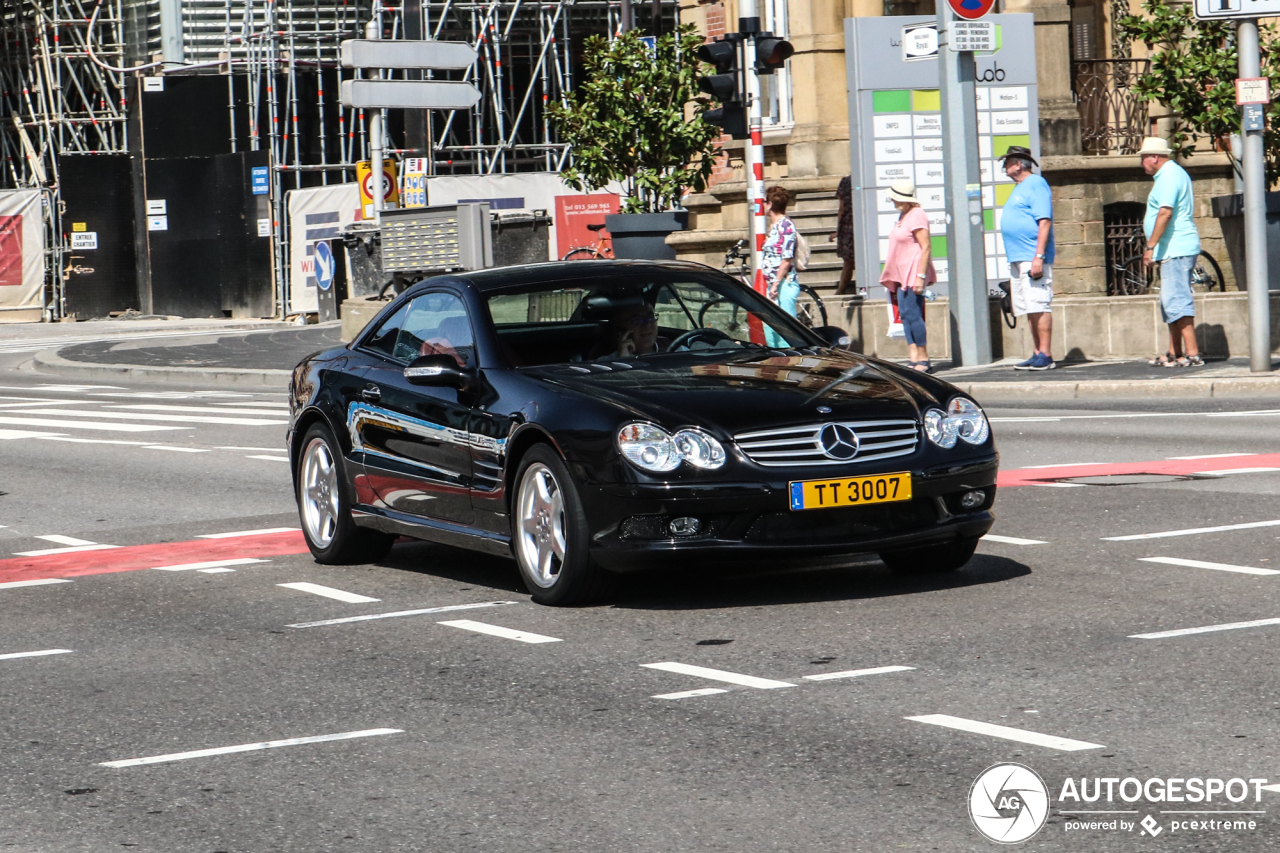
619, 0, 633, 34
740, 2, 765, 285
1239, 20, 1272, 373
938, 4, 993, 366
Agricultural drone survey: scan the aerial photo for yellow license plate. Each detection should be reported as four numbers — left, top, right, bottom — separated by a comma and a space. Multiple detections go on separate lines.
788, 472, 913, 511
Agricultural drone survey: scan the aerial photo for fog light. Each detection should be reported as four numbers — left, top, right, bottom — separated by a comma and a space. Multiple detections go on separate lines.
669, 517, 702, 537
959, 490, 986, 510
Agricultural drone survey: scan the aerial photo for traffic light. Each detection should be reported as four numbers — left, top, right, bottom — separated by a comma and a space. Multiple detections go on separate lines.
696, 35, 747, 139
753, 32, 793, 74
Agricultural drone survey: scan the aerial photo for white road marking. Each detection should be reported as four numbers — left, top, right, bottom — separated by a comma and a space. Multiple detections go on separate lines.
1138, 557, 1280, 576
0, 429, 66, 440
802, 665, 915, 681
99, 728, 403, 768
288, 601, 519, 628
198, 568, 237, 573
653, 688, 730, 700
38, 437, 149, 445
1020, 462, 1108, 469
905, 714, 1105, 751
0, 649, 73, 661
641, 662, 796, 690
217, 446, 287, 451
1169, 453, 1253, 460
1130, 617, 1280, 640
0, 578, 72, 590
0, 401, 81, 409
1029, 482, 1086, 488
1104, 519, 1280, 541
278, 582, 380, 604
982, 534, 1049, 545
197, 527, 300, 539
0, 415, 182, 433
36, 535, 97, 546
438, 619, 563, 644
247, 455, 290, 462
13, 544, 118, 557
151, 558, 269, 572
1199, 467, 1280, 476
142, 445, 210, 453
15, 408, 286, 427
105, 404, 292, 416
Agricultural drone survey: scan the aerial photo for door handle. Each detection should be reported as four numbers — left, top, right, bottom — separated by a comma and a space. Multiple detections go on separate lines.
361, 385, 381, 403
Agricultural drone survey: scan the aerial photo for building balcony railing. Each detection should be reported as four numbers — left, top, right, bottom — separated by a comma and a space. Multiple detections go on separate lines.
1075, 59, 1151, 155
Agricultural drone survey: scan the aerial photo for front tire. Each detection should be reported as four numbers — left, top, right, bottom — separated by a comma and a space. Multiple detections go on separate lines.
879, 538, 979, 574
512, 445, 614, 605
297, 423, 395, 564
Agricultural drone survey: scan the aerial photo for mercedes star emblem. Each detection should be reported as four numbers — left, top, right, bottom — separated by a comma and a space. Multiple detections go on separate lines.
818, 423, 860, 460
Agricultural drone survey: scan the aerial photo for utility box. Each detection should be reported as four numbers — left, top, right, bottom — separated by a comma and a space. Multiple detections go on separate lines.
380, 202, 493, 275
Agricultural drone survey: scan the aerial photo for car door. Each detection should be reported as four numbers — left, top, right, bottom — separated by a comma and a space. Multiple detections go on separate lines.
351, 290, 476, 525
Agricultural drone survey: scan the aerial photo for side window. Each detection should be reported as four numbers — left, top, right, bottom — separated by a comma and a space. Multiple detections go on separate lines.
362, 302, 409, 360
393, 292, 475, 367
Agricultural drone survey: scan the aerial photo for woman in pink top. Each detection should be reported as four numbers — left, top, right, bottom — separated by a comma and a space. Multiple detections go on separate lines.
879, 180, 936, 372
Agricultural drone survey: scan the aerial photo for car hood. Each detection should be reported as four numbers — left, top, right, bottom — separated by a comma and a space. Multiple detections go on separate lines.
521, 349, 932, 434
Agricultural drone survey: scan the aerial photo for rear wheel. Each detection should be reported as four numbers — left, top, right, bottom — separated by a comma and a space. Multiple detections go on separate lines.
1190, 250, 1224, 293
562, 247, 602, 261
512, 445, 615, 605
794, 285, 828, 329
879, 538, 979, 574
297, 423, 395, 564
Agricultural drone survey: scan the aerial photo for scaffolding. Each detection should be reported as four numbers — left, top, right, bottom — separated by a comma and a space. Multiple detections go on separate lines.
0, 0, 677, 318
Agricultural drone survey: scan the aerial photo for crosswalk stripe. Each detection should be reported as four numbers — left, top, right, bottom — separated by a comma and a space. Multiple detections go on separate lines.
197, 528, 299, 539
15, 409, 286, 426
437, 619, 562, 644
13, 544, 118, 557
905, 714, 1105, 751
653, 688, 729, 700
1104, 519, 1280, 541
36, 535, 96, 546
105, 404, 293, 416
641, 662, 795, 689
0, 429, 68, 440
99, 728, 403, 768
1138, 557, 1280, 576
802, 665, 915, 681
277, 582, 379, 604
0, 579, 73, 590
0, 649, 74, 661
151, 558, 269, 572
0, 415, 181, 433
983, 534, 1049, 545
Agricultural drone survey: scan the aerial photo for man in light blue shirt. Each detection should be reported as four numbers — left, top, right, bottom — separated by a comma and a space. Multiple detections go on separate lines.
1140, 136, 1203, 367
1000, 145, 1056, 370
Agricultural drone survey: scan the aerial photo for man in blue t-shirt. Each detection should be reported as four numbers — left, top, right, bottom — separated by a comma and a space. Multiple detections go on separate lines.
1000, 145, 1056, 370
1140, 136, 1203, 367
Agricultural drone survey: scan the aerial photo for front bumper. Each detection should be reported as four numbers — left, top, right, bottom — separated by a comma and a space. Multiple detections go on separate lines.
582, 455, 998, 571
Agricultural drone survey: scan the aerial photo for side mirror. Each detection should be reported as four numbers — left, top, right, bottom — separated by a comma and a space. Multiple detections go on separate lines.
404, 354, 474, 390
813, 325, 852, 349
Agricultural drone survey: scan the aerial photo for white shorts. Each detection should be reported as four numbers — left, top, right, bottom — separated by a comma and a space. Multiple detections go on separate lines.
1009, 261, 1053, 317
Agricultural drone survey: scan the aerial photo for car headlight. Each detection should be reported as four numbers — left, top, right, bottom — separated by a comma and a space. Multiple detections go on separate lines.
617, 423, 725, 472
923, 398, 990, 449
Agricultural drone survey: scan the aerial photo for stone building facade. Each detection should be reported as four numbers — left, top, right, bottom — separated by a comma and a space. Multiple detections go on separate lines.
673, 0, 1238, 302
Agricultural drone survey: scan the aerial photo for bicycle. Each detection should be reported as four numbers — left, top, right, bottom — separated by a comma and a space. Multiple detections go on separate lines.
713, 239, 829, 330
561, 223, 614, 260
1111, 228, 1224, 296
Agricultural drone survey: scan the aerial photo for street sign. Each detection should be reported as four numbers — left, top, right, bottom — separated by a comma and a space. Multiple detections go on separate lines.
1194, 0, 1280, 19
251, 166, 269, 195
313, 241, 335, 292
947, 0, 996, 21
339, 39, 477, 70
1237, 76, 1271, 104
339, 79, 482, 110
903, 24, 939, 61
950, 20, 995, 52
356, 159, 399, 219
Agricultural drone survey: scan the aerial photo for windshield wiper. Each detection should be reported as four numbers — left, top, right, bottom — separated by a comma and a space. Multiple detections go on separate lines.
801, 363, 868, 406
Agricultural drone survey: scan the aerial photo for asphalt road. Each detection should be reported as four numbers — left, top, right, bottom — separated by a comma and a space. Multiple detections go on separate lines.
3, 350, 1280, 852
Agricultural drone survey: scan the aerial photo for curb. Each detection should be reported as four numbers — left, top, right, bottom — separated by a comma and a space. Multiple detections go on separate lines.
32, 349, 292, 388
956, 375, 1280, 399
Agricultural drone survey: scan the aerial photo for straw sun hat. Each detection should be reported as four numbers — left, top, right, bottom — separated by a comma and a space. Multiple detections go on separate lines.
888, 180, 919, 204
1136, 136, 1174, 157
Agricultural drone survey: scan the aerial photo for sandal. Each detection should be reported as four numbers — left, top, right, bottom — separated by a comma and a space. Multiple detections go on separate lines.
1184, 354, 1205, 366
913, 360, 933, 374
1148, 352, 1176, 367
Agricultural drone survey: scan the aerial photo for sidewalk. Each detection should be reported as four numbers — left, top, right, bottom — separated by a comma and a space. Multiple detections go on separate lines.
22, 324, 1280, 397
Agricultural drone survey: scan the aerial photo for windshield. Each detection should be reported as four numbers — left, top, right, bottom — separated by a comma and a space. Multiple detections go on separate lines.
485, 272, 814, 367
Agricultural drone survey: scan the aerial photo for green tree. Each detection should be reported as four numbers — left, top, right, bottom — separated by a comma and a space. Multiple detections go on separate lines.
1119, 0, 1280, 182
548, 24, 721, 214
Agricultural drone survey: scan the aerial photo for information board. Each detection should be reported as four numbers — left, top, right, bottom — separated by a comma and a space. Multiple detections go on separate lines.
844, 14, 1040, 299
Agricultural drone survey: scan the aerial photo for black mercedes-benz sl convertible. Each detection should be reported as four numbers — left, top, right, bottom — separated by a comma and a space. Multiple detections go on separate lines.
287, 260, 997, 605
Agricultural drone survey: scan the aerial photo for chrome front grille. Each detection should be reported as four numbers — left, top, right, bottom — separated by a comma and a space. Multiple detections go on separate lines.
734, 419, 919, 467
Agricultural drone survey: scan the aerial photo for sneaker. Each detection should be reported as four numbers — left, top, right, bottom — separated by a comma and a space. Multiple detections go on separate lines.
1027, 353, 1056, 371
1013, 355, 1037, 370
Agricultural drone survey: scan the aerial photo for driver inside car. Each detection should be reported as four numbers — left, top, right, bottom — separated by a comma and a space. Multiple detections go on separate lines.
597, 300, 666, 359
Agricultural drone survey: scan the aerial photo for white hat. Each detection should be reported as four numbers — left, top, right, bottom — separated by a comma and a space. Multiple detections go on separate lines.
1136, 136, 1174, 157
888, 180, 918, 204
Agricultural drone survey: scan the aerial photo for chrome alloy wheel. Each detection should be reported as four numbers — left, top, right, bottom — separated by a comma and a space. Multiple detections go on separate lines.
515, 462, 566, 588
300, 436, 340, 549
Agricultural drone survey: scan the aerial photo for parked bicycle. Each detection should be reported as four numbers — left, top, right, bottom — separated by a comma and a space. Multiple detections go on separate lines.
1110, 228, 1223, 296
561, 223, 614, 260
710, 239, 829, 330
